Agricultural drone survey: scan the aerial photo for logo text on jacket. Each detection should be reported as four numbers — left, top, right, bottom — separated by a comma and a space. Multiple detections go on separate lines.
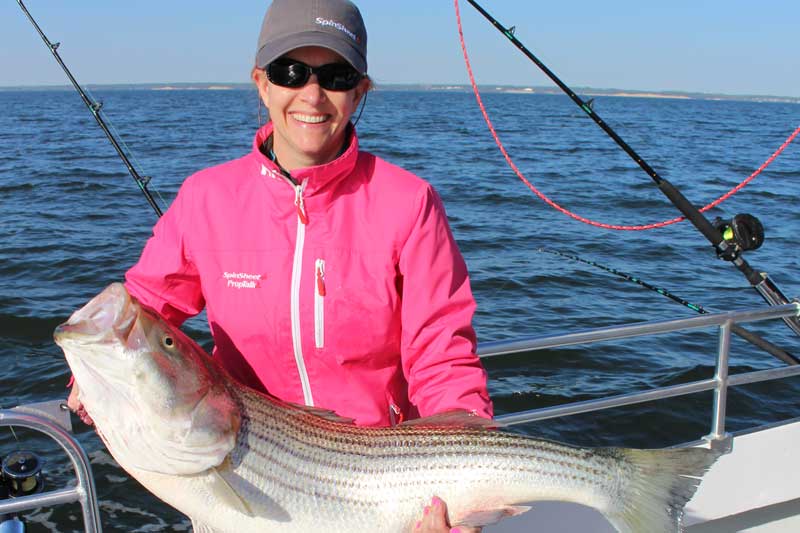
224, 272, 263, 289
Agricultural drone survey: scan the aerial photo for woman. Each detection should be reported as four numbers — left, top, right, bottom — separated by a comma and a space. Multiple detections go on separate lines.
70, 1, 491, 531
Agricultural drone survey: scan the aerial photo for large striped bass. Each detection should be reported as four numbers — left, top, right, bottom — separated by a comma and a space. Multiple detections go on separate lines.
54, 283, 719, 532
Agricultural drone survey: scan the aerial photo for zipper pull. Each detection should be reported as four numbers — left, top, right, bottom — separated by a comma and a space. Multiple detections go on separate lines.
294, 184, 308, 225
315, 260, 326, 296
389, 403, 404, 426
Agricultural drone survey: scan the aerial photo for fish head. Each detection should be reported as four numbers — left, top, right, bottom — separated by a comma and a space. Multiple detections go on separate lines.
54, 282, 240, 476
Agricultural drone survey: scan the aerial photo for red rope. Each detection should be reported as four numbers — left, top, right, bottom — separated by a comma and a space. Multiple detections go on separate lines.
454, 0, 800, 230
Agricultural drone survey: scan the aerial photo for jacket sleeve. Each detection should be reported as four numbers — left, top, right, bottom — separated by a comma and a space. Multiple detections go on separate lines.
399, 184, 494, 420
124, 179, 205, 326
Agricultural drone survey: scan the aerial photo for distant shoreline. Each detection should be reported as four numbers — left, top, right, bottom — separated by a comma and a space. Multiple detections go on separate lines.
0, 82, 797, 104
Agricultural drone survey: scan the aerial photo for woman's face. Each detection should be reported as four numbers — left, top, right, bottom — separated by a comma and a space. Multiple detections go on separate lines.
253, 46, 369, 170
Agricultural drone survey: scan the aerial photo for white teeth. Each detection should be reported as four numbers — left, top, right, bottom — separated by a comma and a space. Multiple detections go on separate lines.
293, 113, 328, 124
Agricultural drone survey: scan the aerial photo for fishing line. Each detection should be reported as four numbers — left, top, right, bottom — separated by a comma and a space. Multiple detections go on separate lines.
2, 412, 19, 442
351, 88, 368, 129
539, 248, 707, 313
457, 0, 800, 340
17, 0, 165, 218
454, 0, 800, 231
539, 248, 799, 365
0, 404, 20, 441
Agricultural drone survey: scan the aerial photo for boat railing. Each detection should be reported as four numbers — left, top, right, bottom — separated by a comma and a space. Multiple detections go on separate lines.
479, 302, 800, 449
1, 302, 798, 532
0, 402, 102, 532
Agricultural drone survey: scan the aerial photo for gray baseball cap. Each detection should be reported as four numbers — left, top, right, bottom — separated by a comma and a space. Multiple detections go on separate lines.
255, 0, 368, 74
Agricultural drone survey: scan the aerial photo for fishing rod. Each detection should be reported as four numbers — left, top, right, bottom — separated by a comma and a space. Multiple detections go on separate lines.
17, 0, 164, 218
539, 249, 800, 365
463, 0, 800, 339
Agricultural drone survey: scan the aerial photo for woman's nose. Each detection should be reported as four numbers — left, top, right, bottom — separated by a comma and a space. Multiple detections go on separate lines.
298, 74, 326, 105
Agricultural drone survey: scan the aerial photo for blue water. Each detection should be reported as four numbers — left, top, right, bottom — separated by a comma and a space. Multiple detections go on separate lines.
1, 88, 799, 531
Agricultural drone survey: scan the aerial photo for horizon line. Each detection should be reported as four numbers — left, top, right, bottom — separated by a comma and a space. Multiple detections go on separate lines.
0, 82, 798, 102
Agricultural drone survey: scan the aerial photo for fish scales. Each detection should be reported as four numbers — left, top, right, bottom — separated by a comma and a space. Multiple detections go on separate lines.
54, 283, 720, 532
230, 386, 641, 518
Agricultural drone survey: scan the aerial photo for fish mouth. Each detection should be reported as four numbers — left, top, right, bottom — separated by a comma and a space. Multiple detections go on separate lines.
54, 283, 136, 344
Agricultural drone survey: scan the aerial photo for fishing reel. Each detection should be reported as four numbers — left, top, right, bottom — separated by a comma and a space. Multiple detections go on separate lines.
2, 451, 44, 497
713, 214, 764, 256
0, 451, 45, 532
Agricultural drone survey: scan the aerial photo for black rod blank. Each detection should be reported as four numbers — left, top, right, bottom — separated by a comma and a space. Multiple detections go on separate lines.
17, 0, 163, 218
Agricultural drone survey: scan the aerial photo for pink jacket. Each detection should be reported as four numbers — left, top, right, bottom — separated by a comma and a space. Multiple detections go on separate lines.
125, 122, 493, 426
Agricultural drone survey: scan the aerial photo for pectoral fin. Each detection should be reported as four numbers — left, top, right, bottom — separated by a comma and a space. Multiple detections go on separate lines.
214, 464, 293, 522
204, 466, 255, 517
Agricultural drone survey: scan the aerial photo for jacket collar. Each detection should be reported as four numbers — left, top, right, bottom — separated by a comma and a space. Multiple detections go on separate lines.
251, 122, 360, 196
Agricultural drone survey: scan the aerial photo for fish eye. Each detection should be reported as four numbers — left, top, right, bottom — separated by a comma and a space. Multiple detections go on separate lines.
162, 335, 175, 348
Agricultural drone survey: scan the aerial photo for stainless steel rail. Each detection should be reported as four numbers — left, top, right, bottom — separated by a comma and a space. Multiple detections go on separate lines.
0, 408, 102, 532
479, 303, 800, 443
479, 304, 798, 357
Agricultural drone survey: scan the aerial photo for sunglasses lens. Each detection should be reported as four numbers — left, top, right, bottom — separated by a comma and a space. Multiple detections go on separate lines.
267, 60, 310, 88
267, 59, 362, 91
316, 64, 362, 91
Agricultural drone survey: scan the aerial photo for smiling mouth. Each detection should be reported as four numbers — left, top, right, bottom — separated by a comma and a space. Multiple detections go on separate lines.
292, 113, 329, 124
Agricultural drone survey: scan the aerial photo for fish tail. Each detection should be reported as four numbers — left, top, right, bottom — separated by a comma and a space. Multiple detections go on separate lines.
606, 446, 720, 533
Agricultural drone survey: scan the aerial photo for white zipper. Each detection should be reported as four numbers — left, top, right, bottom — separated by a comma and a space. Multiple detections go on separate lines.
288, 178, 314, 406
314, 259, 326, 349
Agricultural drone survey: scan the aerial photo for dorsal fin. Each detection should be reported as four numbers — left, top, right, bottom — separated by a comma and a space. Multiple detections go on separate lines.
400, 409, 500, 429
286, 402, 356, 425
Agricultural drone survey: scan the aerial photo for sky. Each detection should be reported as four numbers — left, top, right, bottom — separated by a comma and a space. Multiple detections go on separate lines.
2, 0, 799, 97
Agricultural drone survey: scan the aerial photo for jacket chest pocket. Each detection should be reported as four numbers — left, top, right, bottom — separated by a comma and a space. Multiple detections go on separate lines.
313, 255, 401, 365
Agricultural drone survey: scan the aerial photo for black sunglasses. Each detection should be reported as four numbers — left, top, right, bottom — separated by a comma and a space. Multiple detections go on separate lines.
266, 58, 363, 91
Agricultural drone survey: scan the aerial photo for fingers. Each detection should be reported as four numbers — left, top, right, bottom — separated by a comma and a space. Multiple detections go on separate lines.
66, 382, 81, 411
67, 381, 94, 426
75, 406, 94, 426
413, 496, 449, 532
412, 496, 482, 533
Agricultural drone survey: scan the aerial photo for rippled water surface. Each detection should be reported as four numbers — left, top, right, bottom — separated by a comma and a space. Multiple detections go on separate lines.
1, 88, 799, 531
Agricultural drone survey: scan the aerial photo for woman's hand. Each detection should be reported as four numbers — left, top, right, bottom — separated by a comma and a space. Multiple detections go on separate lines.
67, 381, 94, 426
412, 496, 481, 533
